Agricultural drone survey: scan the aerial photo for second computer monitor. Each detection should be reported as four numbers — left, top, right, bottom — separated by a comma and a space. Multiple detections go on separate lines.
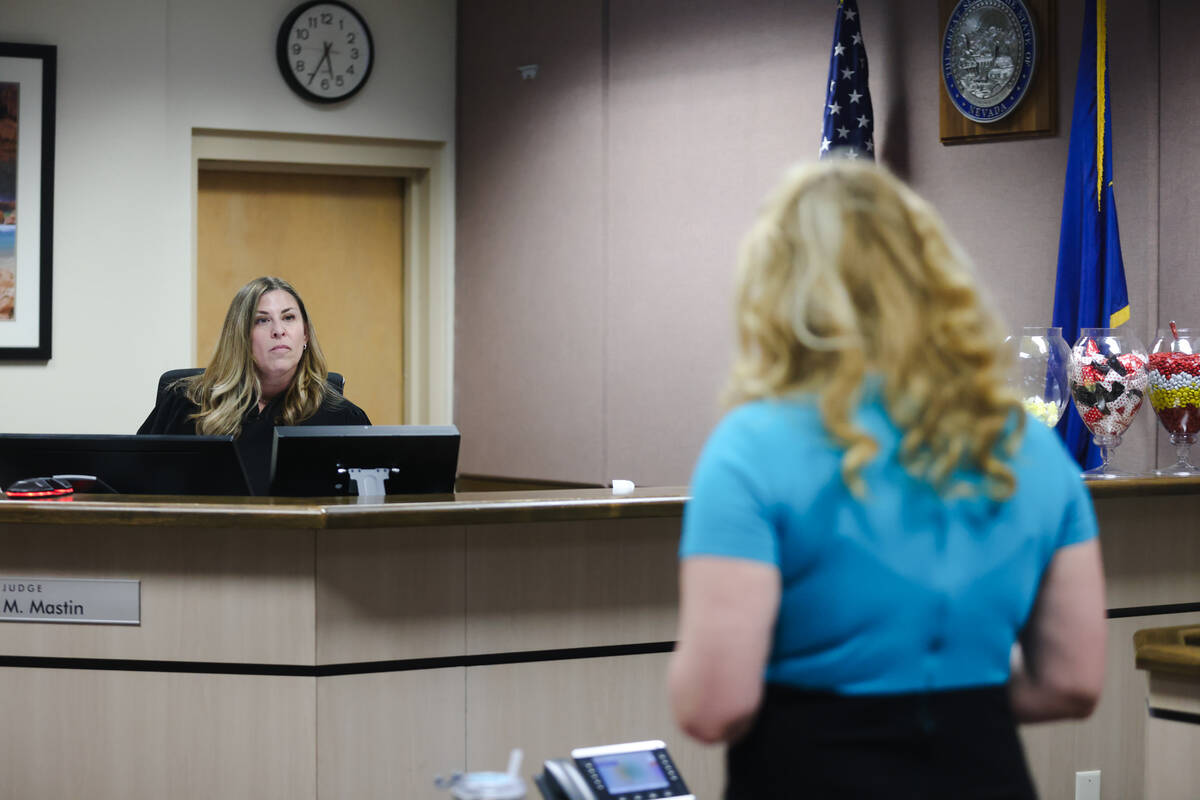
269, 424, 460, 497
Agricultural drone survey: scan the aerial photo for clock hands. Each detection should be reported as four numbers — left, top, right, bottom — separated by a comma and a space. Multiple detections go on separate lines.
306, 40, 334, 86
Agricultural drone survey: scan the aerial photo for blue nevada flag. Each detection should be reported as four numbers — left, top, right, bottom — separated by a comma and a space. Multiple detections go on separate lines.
819, 0, 874, 160
1052, 0, 1131, 469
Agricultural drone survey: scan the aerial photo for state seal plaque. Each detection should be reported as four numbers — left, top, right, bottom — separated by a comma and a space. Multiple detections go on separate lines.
942, 0, 1037, 123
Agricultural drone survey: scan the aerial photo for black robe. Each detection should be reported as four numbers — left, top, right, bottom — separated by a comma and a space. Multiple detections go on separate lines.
137, 384, 371, 495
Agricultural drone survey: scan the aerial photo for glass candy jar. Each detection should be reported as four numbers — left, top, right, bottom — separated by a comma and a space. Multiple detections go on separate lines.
1148, 325, 1200, 476
1008, 326, 1072, 427
1069, 327, 1149, 479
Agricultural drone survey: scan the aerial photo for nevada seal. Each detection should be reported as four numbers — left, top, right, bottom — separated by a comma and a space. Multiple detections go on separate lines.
942, 0, 1036, 123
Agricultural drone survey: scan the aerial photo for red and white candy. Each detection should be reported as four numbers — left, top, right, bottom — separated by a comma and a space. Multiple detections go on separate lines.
1069, 339, 1148, 437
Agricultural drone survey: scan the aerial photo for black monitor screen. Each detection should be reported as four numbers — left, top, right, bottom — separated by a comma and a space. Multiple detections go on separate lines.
270, 425, 460, 497
0, 434, 253, 496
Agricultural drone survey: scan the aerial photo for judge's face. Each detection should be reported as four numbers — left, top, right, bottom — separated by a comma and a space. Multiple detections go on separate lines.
250, 289, 308, 383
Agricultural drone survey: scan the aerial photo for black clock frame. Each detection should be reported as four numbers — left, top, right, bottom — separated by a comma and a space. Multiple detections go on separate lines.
276, 0, 374, 104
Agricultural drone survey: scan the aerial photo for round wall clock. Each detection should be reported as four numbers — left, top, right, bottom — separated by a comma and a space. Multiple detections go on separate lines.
942, 0, 1036, 123
276, 0, 374, 103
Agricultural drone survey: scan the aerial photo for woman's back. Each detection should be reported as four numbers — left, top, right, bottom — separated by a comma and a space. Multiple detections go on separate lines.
668, 160, 1106, 798
682, 392, 1095, 695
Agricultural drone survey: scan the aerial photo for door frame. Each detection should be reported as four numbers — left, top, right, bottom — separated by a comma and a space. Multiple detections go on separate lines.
191, 128, 452, 425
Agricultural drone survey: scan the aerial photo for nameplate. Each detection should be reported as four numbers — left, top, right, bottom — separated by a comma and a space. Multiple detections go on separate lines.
1, 577, 140, 625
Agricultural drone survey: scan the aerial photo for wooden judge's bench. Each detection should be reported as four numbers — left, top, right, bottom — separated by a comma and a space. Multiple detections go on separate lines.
1, 479, 1199, 800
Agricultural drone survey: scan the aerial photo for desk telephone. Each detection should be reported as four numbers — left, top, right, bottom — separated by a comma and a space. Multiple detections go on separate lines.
536, 740, 693, 800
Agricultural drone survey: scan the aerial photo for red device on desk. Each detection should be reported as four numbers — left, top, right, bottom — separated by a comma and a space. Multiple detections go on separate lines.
4, 476, 75, 498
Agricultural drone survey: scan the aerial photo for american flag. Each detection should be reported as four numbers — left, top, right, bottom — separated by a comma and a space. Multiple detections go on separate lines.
819, 0, 874, 160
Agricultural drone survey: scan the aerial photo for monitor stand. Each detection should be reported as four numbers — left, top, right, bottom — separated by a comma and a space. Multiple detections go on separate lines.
345, 467, 394, 497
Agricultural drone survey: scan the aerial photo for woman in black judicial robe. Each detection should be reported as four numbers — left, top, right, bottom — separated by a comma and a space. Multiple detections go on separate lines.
138, 276, 370, 494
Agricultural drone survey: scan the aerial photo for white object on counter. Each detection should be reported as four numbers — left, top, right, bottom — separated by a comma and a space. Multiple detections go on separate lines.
435, 749, 526, 800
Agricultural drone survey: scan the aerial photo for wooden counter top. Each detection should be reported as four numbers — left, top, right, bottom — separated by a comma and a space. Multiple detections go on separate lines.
1083, 475, 1200, 499
1134, 625, 1200, 679
1, 474, 1198, 529
0, 486, 690, 528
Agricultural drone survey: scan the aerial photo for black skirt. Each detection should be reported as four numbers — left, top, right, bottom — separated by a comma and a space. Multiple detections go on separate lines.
725, 683, 1037, 800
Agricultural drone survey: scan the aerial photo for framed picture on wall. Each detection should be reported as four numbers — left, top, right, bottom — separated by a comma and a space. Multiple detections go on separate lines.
0, 42, 55, 361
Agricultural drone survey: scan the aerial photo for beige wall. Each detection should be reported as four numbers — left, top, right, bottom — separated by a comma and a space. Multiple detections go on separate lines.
0, 0, 456, 432
1159, 0, 1200, 321
455, 0, 1179, 485
1, 1, 1188, 480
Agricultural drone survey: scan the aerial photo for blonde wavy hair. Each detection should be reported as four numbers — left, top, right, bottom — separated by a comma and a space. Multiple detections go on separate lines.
180, 276, 334, 437
727, 160, 1024, 499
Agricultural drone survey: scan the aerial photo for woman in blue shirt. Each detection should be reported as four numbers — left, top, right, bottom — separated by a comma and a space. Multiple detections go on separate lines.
668, 161, 1105, 799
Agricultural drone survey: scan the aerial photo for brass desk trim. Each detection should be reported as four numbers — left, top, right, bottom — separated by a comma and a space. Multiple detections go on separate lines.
1134, 625, 1200, 678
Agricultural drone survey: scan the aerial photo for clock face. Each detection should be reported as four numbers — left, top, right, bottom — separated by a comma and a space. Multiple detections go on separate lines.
277, 0, 374, 103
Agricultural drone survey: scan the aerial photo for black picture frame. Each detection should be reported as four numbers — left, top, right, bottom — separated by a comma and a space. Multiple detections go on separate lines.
0, 42, 55, 361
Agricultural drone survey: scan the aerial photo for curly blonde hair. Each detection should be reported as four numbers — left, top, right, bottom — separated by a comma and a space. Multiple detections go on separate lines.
726, 160, 1023, 499
181, 276, 334, 437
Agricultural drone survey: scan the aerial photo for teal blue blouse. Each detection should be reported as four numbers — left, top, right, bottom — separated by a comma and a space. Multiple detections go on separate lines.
680, 392, 1097, 695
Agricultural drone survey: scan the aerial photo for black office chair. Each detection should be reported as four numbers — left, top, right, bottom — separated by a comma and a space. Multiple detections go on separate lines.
156, 368, 345, 404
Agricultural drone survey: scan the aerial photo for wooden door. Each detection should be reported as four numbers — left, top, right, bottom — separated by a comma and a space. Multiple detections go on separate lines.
197, 170, 404, 424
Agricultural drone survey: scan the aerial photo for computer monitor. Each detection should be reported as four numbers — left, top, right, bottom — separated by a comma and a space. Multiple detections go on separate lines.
270, 425, 460, 497
0, 434, 253, 496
